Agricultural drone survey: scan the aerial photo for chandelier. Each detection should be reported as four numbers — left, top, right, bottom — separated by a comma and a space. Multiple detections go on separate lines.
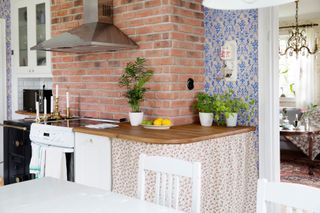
279, 0, 318, 56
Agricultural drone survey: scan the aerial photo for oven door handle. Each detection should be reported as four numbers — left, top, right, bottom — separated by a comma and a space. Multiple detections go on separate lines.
0, 123, 28, 131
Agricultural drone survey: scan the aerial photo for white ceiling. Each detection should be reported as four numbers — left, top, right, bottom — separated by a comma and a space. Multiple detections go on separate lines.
279, 0, 320, 21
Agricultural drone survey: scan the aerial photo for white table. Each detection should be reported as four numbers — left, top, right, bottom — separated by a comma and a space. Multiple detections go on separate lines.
0, 178, 184, 213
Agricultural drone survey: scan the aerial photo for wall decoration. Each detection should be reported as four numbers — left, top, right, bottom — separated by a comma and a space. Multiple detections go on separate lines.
220, 40, 238, 81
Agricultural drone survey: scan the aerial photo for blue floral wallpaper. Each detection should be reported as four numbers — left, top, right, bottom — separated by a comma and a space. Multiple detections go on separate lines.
204, 8, 258, 126
0, 0, 11, 119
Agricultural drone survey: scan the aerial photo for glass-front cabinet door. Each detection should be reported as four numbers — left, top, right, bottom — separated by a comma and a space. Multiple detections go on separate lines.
12, 0, 51, 75
36, 3, 47, 66
18, 6, 28, 68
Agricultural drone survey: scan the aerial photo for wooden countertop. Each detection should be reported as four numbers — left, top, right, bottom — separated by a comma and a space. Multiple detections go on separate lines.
73, 123, 256, 144
15, 110, 42, 116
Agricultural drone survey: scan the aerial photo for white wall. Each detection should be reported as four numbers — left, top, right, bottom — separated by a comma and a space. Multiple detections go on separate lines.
0, 18, 7, 177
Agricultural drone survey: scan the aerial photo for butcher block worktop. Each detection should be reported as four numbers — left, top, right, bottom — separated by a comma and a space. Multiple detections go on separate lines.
73, 123, 255, 144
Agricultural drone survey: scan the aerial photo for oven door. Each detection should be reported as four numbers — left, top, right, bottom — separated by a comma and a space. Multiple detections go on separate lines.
0, 123, 32, 185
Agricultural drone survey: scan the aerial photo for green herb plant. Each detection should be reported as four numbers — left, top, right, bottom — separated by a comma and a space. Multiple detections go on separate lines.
211, 94, 227, 125
223, 90, 247, 115
119, 58, 153, 112
212, 90, 255, 125
194, 93, 213, 113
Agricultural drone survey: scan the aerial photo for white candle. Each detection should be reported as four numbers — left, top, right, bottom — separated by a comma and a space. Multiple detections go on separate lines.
66, 92, 70, 108
50, 96, 54, 113
44, 98, 47, 115
56, 84, 59, 98
36, 101, 40, 119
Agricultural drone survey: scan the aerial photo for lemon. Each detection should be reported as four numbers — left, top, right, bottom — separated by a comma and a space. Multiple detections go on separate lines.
162, 119, 172, 126
153, 118, 163, 126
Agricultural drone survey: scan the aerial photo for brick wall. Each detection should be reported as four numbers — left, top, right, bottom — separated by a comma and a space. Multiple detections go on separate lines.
51, 0, 204, 125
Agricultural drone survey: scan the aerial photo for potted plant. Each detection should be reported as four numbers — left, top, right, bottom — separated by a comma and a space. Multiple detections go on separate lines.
211, 94, 227, 126
223, 90, 255, 127
194, 93, 214, 127
119, 57, 153, 126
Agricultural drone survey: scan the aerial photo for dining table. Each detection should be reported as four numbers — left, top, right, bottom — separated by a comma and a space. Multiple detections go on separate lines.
280, 126, 320, 175
0, 177, 185, 213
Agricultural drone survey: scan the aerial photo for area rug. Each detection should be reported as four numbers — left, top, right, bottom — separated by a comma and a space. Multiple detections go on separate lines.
281, 160, 320, 188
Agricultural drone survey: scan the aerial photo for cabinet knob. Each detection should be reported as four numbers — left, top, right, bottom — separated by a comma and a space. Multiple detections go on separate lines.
89, 139, 93, 143
15, 140, 22, 147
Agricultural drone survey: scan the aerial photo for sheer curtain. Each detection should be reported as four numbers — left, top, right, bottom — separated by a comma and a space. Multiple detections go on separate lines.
295, 28, 319, 108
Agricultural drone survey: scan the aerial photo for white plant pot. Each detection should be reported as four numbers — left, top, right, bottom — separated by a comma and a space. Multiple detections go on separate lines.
129, 112, 144, 126
226, 113, 238, 127
199, 112, 213, 127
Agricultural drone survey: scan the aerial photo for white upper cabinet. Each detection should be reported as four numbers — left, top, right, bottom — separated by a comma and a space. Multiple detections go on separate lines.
11, 0, 51, 76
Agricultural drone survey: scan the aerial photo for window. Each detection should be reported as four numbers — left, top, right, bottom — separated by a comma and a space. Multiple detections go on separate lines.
279, 35, 299, 98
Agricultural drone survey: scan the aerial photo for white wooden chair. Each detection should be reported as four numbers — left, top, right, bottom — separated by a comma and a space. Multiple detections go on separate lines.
256, 179, 320, 213
137, 154, 201, 213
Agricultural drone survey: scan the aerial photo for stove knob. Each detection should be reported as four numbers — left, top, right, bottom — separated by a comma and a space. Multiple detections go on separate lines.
15, 177, 20, 183
15, 140, 23, 147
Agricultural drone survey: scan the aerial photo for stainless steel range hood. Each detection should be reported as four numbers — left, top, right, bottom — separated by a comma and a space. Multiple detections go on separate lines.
31, 0, 138, 53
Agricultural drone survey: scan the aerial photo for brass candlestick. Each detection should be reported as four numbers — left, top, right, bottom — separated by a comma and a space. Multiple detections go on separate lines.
42, 114, 49, 122
51, 97, 63, 120
35, 116, 41, 123
66, 107, 72, 119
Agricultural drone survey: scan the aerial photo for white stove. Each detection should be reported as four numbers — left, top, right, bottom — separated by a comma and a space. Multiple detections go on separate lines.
29, 118, 120, 181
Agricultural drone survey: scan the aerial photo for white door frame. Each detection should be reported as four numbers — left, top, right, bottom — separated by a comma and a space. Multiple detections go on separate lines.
258, 7, 280, 181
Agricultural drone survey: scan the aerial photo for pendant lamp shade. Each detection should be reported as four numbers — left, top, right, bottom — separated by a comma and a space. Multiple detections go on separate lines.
203, 0, 294, 10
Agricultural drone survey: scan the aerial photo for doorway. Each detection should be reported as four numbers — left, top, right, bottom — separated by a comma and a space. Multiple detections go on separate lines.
278, 0, 320, 187
259, 1, 320, 184
0, 18, 7, 177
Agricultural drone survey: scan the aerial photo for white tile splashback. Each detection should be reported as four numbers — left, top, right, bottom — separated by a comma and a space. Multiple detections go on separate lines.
18, 78, 52, 110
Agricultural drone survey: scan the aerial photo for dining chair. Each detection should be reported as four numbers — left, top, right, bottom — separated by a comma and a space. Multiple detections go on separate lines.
256, 178, 320, 213
137, 154, 201, 213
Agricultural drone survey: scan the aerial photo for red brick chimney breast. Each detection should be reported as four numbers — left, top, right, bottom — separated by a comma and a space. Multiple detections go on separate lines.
51, 0, 204, 125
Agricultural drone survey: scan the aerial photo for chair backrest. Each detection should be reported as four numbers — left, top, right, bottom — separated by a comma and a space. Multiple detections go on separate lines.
256, 179, 320, 213
137, 154, 201, 213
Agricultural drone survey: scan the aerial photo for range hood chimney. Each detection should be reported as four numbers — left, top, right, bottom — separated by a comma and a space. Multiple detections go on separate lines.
31, 0, 138, 53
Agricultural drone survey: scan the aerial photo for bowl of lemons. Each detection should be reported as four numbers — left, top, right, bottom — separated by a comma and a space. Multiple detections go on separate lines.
141, 118, 172, 130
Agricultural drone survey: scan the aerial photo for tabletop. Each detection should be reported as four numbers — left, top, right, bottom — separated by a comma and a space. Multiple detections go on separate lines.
0, 178, 185, 213
280, 126, 320, 134
280, 126, 320, 160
